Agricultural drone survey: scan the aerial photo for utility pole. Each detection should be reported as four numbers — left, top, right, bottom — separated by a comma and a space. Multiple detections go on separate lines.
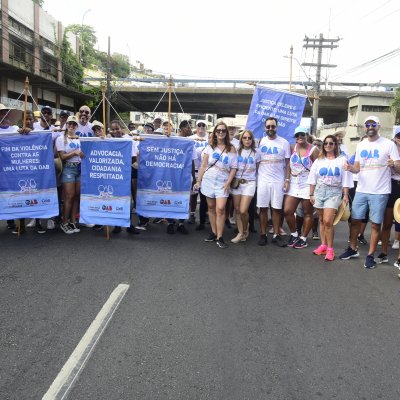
302, 34, 340, 135
106, 36, 111, 129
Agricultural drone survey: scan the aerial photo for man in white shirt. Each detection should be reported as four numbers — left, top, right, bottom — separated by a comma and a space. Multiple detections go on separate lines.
257, 117, 291, 247
33, 105, 54, 131
77, 105, 93, 137
340, 115, 400, 268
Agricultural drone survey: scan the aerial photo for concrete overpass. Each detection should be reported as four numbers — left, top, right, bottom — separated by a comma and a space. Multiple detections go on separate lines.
85, 78, 397, 124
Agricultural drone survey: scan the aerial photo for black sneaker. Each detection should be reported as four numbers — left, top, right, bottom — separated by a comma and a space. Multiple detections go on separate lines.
195, 224, 205, 231
258, 235, 268, 246
167, 224, 175, 234
287, 235, 299, 248
153, 218, 164, 224
312, 230, 320, 240
112, 226, 122, 234
126, 225, 140, 234
12, 227, 26, 235
7, 221, 16, 230
357, 234, 367, 245
135, 222, 148, 231
35, 222, 46, 234
293, 238, 308, 249
60, 222, 74, 235
188, 214, 196, 224
216, 237, 228, 249
177, 224, 189, 234
376, 253, 388, 264
69, 222, 80, 233
339, 246, 360, 260
204, 233, 217, 242
364, 254, 377, 269
93, 225, 104, 231
272, 234, 287, 247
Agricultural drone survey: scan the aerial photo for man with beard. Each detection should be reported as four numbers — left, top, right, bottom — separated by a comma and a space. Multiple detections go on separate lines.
257, 117, 290, 247
340, 116, 400, 268
77, 105, 93, 137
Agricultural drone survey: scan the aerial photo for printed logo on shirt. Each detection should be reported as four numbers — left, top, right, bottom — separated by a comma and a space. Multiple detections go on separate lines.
360, 149, 379, 159
212, 152, 229, 164
237, 155, 255, 164
319, 167, 340, 177
68, 142, 80, 149
260, 146, 279, 155
291, 154, 311, 168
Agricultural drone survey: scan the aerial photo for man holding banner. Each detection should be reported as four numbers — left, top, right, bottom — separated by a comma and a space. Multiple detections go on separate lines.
256, 117, 290, 247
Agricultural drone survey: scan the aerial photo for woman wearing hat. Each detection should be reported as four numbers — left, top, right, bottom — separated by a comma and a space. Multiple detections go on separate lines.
56, 115, 84, 234
307, 135, 353, 261
285, 126, 319, 249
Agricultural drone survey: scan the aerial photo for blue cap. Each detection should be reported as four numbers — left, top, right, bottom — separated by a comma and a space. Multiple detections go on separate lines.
294, 126, 309, 135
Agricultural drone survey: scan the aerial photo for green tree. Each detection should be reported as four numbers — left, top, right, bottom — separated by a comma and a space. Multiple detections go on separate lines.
111, 53, 130, 78
32, 0, 44, 6
60, 33, 84, 90
66, 24, 97, 68
391, 88, 400, 124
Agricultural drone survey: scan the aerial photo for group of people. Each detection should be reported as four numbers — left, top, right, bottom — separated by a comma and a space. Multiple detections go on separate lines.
2, 102, 400, 271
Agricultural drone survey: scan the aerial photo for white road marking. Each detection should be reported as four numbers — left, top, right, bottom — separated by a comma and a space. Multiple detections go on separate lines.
42, 283, 130, 400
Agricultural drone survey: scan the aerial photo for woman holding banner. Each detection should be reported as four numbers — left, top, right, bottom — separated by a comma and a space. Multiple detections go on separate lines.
230, 130, 260, 243
56, 115, 84, 234
194, 121, 237, 249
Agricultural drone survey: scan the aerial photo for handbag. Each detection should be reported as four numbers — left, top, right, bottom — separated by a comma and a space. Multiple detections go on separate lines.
230, 177, 241, 189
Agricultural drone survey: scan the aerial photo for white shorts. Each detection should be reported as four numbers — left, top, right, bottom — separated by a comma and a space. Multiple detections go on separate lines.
201, 174, 229, 199
287, 182, 310, 199
231, 180, 256, 197
257, 181, 284, 209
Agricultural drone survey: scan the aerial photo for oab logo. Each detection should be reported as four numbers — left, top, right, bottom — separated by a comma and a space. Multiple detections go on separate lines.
25, 199, 38, 206
102, 205, 113, 211
160, 199, 171, 205
156, 180, 172, 192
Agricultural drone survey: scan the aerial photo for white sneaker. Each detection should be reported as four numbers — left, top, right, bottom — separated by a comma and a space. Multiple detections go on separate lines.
229, 216, 236, 225
392, 240, 399, 250
85, 223, 95, 228
26, 218, 36, 228
378, 240, 382, 246
268, 227, 274, 234
47, 219, 55, 230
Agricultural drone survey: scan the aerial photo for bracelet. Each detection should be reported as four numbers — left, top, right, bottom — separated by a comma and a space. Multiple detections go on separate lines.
310, 194, 314, 196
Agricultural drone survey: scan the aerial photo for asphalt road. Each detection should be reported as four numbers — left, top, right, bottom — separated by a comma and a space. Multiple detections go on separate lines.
1, 219, 400, 400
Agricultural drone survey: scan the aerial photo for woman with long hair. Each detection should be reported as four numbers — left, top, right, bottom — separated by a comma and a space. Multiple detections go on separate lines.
230, 130, 260, 243
307, 135, 353, 261
56, 116, 84, 234
194, 121, 237, 248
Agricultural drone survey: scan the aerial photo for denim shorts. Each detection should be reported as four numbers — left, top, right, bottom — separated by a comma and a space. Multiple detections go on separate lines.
314, 185, 342, 209
62, 163, 81, 183
351, 192, 389, 224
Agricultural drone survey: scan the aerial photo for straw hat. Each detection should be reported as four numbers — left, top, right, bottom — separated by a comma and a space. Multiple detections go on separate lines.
333, 199, 351, 225
393, 198, 400, 224
0, 104, 23, 125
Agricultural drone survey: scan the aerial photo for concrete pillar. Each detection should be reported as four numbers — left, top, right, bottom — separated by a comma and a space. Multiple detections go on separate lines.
33, 3, 40, 75
1, 0, 10, 63
0, 76, 8, 100
55, 92, 60, 116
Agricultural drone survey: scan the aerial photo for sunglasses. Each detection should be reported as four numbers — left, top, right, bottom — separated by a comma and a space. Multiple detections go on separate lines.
242, 136, 252, 140
79, 110, 90, 115
365, 122, 377, 128
67, 122, 77, 126
324, 142, 335, 146
197, 123, 206, 127
265, 125, 276, 129
42, 110, 52, 115
295, 132, 306, 138
215, 129, 227, 134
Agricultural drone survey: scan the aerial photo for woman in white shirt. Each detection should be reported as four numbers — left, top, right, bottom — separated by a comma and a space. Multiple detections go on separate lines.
195, 122, 237, 249
56, 116, 84, 234
308, 135, 353, 261
230, 130, 260, 243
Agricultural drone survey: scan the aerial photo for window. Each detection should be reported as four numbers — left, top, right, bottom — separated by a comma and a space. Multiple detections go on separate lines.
41, 53, 58, 79
361, 105, 390, 113
9, 37, 33, 70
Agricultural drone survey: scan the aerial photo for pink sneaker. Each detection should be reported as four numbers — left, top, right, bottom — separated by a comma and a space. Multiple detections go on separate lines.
313, 244, 327, 255
325, 248, 335, 261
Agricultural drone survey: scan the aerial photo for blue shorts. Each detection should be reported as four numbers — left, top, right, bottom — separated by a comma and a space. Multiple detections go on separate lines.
62, 163, 81, 183
314, 185, 342, 209
351, 192, 389, 224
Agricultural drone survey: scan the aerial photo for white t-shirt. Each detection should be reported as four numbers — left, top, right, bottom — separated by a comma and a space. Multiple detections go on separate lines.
231, 137, 240, 150
235, 148, 261, 181
0, 125, 19, 134
203, 145, 237, 179
189, 133, 208, 170
55, 135, 81, 163
77, 122, 94, 137
391, 145, 400, 181
308, 156, 353, 188
257, 135, 290, 183
355, 136, 400, 194
339, 144, 349, 159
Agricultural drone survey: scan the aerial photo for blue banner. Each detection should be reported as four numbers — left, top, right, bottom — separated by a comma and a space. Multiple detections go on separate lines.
80, 138, 132, 227
0, 132, 58, 219
245, 86, 307, 143
136, 136, 193, 219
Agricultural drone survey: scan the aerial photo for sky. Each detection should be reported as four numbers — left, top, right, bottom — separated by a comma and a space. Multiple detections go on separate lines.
43, 0, 400, 86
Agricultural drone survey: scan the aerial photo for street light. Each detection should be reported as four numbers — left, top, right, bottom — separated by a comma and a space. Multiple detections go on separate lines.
79, 9, 91, 63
